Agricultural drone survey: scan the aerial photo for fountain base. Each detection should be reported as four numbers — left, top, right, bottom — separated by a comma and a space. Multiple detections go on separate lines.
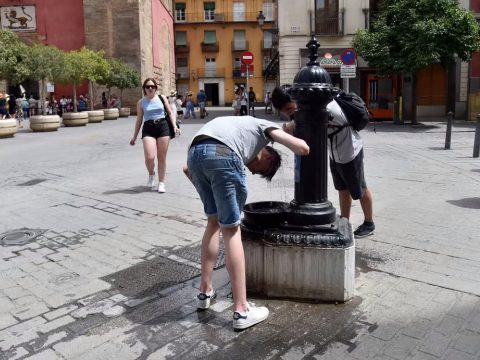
241, 216, 354, 302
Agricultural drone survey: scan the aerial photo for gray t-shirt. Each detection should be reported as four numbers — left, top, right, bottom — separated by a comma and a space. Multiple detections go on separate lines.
190, 116, 280, 164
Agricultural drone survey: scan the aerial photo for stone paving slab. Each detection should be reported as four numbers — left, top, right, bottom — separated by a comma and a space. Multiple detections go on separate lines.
0, 113, 479, 359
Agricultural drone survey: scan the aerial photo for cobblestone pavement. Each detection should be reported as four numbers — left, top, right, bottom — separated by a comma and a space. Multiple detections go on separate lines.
0, 111, 479, 359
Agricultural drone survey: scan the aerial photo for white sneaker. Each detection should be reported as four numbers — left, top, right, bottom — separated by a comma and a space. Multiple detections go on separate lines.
146, 174, 155, 189
232, 303, 269, 330
196, 289, 216, 310
158, 182, 166, 193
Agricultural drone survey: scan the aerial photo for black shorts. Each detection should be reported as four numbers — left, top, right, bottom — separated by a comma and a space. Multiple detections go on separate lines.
330, 149, 367, 200
141, 119, 170, 139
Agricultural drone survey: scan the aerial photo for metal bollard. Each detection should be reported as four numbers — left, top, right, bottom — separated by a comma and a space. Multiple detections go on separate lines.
474, 114, 480, 158
444, 111, 454, 150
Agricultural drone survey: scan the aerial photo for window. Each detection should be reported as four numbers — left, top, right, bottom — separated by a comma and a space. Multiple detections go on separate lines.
263, 31, 273, 48
204, 2, 215, 21
233, 57, 241, 70
176, 58, 188, 67
262, 2, 274, 21
233, 2, 245, 21
203, 30, 216, 44
175, 3, 186, 22
315, 0, 339, 35
233, 30, 246, 50
175, 31, 187, 46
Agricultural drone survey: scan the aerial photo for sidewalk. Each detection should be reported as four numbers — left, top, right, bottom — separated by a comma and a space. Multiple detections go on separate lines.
0, 112, 479, 359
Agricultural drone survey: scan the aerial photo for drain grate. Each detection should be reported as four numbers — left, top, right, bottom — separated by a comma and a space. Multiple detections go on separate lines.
101, 256, 201, 297
171, 243, 225, 269
0, 228, 46, 246
17, 178, 47, 186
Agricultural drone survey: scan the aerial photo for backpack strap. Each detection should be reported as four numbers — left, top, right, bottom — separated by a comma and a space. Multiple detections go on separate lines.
327, 124, 347, 139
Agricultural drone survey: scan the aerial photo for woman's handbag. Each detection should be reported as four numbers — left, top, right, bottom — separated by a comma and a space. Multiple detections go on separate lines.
159, 95, 176, 139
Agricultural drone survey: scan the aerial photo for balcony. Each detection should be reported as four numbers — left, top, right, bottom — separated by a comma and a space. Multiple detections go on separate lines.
197, 68, 226, 78
175, 44, 190, 54
231, 40, 249, 52
174, 11, 275, 23
201, 42, 219, 52
315, 10, 345, 36
233, 69, 242, 78
176, 67, 189, 80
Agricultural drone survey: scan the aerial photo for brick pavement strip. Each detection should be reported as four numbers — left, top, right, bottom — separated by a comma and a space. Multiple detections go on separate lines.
1, 117, 480, 358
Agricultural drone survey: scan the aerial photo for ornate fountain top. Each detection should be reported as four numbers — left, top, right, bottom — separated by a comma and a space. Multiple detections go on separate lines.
306, 36, 320, 66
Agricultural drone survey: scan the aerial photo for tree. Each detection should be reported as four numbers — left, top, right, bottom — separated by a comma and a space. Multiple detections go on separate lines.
80, 48, 110, 110
353, 0, 480, 121
60, 47, 108, 112
0, 29, 31, 86
25, 44, 65, 115
100, 58, 140, 105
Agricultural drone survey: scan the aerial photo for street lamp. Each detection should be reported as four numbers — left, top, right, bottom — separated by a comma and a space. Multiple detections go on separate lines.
256, 10, 266, 27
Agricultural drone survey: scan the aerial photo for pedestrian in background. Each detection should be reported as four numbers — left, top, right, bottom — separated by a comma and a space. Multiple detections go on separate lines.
184, 92, 196, 119
21, 96, 29, 123
248, 86, 256, 117
184, 115, 309, 330
0, 93, 7, 119
129, 78, 179, 193
233, 88, 242, 116
264, 91, 272, 114
7, 94, 16, 119
239, 87, 248, 116
272, 86, 375, 238
197, 89, 208, 118
168, 90, 178, 118
176, 94, 184, 121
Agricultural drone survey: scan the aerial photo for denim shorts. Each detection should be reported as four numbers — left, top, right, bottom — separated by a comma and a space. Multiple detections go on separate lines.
187, 140, 247, 228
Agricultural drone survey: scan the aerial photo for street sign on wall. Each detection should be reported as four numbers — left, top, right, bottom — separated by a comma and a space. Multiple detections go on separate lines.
340, 64, 356, 78
340, 49, 356, 65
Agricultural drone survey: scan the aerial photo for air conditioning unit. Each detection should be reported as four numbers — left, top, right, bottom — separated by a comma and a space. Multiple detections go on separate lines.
214, 13, 224, 22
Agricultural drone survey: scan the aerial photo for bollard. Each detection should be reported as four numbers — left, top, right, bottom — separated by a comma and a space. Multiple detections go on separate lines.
444, 111, 454, 150
474, 114, 480, 158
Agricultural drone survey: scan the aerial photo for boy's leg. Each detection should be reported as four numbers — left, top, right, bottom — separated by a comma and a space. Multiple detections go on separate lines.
359, 188, 373, 223
199, 216, 221, 294
221, 225, 248, 313
338, 190, 352, 219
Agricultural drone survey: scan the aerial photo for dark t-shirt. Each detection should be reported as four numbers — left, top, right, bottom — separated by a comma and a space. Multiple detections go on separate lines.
248, 91, 256, 102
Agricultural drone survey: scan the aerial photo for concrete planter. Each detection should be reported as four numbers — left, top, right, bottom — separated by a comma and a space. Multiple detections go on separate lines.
30, 115, 61, 132
87, 110, 104, 123
103, 108, 119, 120
0, 119, 17, 138
119, 107, 130, 117
62, 112, 89, 127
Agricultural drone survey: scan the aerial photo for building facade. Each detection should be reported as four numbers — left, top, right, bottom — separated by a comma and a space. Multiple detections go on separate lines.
174, 0, 276, 106
276, 0, 470, 121
0, 0, 175, 110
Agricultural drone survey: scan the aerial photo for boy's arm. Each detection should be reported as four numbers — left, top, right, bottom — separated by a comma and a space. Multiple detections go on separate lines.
267, 128, 309, 156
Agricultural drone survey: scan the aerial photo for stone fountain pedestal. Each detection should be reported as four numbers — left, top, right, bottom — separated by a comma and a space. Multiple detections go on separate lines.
242, 216, 354, 302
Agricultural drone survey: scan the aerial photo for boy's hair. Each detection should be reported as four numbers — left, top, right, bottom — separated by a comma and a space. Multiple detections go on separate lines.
271, 87, 292, 111
262, 146, 282, 182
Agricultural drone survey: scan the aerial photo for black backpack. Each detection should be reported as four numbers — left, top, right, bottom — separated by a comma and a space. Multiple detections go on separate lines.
333, 92, 370, 132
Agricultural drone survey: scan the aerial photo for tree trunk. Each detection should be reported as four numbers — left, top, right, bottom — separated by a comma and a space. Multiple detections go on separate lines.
412, 73, 417, 125
89, 81, 94, 111
40, 79, 46, 116
73, 85, 78, 113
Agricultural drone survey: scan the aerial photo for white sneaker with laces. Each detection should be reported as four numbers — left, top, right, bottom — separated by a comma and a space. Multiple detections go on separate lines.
158, 182, 166, 193
146, 174, 155, 189
232, 303, 269, 330
196, 289, 216, 309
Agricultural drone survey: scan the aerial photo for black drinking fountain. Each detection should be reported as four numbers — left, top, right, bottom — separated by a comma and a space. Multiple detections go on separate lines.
241, 36, 355, 302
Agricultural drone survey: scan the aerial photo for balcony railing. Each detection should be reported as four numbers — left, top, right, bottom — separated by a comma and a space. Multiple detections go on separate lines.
315, 10, 345, 36
201, 42, 219, 52
197, 68, 226, 78
233, 69, 242, 78
174, 11, 275, 23
231, 40, 249, 52
175, 44, 190, 54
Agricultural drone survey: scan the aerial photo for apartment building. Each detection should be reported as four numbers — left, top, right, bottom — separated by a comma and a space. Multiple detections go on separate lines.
174, 0, 276, 106
277, 0, 470, 121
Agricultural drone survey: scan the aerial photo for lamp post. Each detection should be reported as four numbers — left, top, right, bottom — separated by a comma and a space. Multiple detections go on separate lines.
256, 10, 266, 27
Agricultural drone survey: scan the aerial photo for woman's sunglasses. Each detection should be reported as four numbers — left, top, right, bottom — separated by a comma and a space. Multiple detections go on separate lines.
144, 85, 156, 90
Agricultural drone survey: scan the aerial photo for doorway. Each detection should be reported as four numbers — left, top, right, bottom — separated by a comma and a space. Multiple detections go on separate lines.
205, 83, 219, 106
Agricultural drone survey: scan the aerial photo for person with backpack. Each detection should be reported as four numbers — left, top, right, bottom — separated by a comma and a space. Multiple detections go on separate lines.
271, 87, 375, 238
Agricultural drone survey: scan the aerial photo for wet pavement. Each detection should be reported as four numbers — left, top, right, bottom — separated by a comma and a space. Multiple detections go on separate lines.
0, 110, 480, 359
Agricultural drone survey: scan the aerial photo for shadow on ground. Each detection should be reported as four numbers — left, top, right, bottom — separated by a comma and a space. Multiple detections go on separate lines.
447, 197, 480, 209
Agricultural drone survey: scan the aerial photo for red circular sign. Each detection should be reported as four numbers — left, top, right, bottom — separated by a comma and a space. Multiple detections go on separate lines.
340, 49, 356, 65
240, 51, 254, 65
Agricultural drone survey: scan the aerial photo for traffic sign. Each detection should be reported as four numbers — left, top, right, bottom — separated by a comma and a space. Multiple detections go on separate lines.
340, 49, 356, 65
240, 51, 254, 65
241, 64, 254, 73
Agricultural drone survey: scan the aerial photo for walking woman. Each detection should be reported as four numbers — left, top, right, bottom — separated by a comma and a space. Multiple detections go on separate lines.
130, 78, 179, 193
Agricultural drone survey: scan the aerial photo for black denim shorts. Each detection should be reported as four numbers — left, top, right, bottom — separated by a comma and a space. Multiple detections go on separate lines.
141, 119, 170, 139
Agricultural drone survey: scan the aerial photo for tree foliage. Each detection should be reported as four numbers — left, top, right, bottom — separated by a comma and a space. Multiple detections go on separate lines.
100, 58, 140, 102
353, 0, 480, 75
0, 29, 31, 85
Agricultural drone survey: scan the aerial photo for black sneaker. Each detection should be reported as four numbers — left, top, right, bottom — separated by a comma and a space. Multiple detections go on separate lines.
354, 222, 375, 238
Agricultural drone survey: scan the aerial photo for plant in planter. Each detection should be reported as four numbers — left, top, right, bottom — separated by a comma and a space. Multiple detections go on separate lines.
24, 44, 65, 131
0, 30, 30, 135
